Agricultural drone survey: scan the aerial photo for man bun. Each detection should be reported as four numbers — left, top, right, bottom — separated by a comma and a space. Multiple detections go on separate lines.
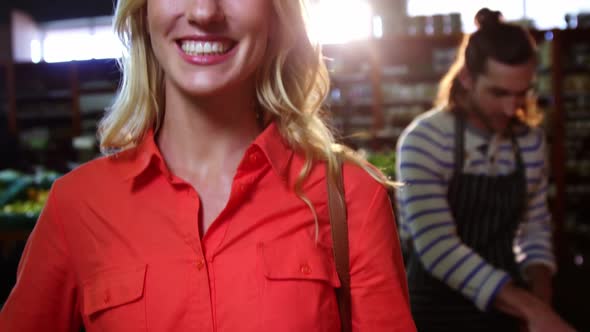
475, 8, 503, 29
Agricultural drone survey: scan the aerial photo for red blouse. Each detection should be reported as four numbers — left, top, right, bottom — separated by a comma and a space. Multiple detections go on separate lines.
0, 123, 415, 331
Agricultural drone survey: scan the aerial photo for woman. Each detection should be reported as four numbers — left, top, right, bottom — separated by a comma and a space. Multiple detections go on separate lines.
396, 8, 575, 332
0, 0, 415, 331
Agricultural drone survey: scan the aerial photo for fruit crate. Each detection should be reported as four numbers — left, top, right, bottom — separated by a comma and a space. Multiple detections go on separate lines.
0, 172, 60, 231
0, 170, 23, 196
366, 150, 397, 180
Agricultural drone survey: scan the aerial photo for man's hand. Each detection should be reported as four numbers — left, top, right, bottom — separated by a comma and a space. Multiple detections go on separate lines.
525, 265, 553, 304
495, 282, 575, 332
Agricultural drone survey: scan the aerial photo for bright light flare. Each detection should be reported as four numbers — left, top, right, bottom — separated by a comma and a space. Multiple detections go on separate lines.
43, 27, 122, 63
30, 39, 41, 63
308, 0, 374, 44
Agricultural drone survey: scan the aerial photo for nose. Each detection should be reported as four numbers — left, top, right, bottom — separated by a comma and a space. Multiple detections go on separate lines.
185, 0, 225, 26
502, 96, 524, 117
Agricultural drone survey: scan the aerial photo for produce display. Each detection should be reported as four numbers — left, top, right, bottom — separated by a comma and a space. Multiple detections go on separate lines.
0, 170, 60, 228
0, 169, 20, 193
2, 188, 50, 216
366, 150, 396, 180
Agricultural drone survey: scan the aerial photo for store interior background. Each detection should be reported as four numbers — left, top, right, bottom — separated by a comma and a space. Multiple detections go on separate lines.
0, 0, 589, 329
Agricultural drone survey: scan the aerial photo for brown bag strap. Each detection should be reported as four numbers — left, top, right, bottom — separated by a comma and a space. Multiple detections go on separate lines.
327, 156, 352, 332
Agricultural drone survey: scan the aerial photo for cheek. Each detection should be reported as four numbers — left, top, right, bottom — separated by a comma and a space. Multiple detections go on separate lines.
227, 0, 272, 35
146, 9, 162, 44
239, 12, 272, 67
146, 0, 180, 39
146, 0, 159, 32
473, 91, 499, 114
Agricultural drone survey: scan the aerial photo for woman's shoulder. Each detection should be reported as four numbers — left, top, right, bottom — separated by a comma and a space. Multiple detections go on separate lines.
52, 146, 141, 194
279, 146, 391, 207
340, 160, 390, 204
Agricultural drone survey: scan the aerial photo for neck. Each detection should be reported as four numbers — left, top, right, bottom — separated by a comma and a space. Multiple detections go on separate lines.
157, 82, 262, 179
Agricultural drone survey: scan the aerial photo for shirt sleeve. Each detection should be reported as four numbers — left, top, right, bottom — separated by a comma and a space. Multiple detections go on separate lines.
348, 183, 416, 331
0, 181, 81, 331
514, 132, 556, 276
395, 126, 510, 311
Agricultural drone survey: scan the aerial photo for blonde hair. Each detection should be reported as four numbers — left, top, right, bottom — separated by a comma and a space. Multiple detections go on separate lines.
101, 0, 392, 235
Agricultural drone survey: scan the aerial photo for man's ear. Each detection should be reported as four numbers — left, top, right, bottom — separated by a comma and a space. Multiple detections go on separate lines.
457, 66, 474, 91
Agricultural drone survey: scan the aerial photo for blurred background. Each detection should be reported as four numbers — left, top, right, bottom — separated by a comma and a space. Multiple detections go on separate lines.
0, 0, 589, 329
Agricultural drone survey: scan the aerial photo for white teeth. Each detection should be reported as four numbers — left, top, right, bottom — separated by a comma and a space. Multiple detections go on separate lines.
181, 40, 230, 56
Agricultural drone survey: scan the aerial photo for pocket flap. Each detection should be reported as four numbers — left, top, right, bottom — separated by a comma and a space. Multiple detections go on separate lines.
259, 238, 341, 287
82, 264, 147, 316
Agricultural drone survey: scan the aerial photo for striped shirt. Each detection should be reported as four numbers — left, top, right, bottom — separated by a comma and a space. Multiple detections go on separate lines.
395, 108, 555, 311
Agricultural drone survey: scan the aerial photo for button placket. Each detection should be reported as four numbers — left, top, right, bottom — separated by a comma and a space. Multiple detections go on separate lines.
300, 263, 312, 275
196, 258, 205, 271
103, 290, 111, 304
242, 148, 264, 170
249, 154, 257, 164
234, 178, 257, 200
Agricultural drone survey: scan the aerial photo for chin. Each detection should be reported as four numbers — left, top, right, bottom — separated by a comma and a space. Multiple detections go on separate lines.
184, 84, 227, 96
180, 77, 235, 97
491, 121, 511, 134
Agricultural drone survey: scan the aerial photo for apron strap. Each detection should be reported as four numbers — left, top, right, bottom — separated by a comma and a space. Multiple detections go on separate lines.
453, 109, 524, 174
509, 126, 524, 173
453, 110, 466, 173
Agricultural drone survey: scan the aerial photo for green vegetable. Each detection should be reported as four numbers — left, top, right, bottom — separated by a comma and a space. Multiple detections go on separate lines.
366, 151, 396, 179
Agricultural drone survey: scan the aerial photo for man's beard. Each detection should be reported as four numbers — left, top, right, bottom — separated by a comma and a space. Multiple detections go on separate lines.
465, 97, 514, 136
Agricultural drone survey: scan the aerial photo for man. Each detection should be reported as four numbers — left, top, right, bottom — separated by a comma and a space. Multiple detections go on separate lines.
396, 8, 574, 332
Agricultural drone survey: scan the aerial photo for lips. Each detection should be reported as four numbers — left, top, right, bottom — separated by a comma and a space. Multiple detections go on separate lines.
178, 39, 236, 56
175, 36, 238, 65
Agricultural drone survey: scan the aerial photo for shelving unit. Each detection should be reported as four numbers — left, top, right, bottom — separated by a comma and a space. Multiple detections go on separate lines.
13, 62, 76, 130
1, 59, 119, 171
0, 61, 7, 122
75, 59, 120, 134
324, 34, 463, 151
1, 60, 17, 136
323, 40, 376, 145
534, 28, 590, 331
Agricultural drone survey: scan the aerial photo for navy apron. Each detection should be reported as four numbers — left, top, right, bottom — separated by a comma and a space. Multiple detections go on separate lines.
407, 112, 527, 332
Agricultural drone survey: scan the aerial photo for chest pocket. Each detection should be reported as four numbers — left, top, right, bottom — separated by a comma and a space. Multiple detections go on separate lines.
82, 264, 147, 332
258, 237, 341, 332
